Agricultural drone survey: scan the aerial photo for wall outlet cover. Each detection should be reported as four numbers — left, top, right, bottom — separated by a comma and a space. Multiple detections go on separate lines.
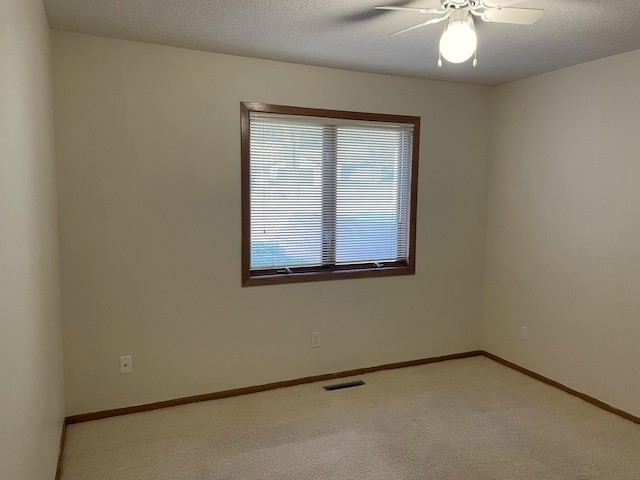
120, 355, 132, 374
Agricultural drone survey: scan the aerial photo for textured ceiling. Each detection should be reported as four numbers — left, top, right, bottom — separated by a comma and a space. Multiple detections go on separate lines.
43, 0, 640, 86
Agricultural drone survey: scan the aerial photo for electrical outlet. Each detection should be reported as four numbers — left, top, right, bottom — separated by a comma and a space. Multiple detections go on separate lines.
120, 355, 132, 374
520, 326, 528, 342
311, 332, 320, 348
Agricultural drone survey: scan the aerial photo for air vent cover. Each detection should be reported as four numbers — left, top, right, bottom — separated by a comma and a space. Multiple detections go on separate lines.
323, 380, 365, 391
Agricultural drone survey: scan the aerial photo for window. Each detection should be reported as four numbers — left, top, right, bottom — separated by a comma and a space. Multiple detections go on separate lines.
241, 103, 420, 286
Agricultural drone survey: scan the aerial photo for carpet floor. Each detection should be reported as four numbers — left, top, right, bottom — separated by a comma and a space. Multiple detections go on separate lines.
60, 356, 640, 479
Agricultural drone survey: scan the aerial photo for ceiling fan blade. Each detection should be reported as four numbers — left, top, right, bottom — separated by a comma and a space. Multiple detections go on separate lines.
389, 15, 448, 36
375, 2, 443, 14
374, 6, 431, 13
482, 0, 528, 7
483, 7, 543, 25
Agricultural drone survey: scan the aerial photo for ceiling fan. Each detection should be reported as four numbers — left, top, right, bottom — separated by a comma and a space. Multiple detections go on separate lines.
375, 0, 544, 67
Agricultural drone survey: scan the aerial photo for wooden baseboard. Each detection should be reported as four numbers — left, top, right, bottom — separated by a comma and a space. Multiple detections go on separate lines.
481, 351, 640, 425
55, 418, 67, 480
64, 350, 640, 428
66, 350, 483, 424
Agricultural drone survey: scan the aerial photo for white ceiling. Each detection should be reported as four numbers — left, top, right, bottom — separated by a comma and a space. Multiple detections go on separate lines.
43, 0, 640, 86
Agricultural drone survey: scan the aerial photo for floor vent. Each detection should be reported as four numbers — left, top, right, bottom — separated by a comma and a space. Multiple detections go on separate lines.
323, 380, 365, 391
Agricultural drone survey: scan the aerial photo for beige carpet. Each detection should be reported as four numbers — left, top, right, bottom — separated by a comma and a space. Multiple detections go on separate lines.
60, 357, 640, 479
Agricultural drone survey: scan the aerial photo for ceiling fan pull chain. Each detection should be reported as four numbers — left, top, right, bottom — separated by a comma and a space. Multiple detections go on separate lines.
437, 19, 447, 68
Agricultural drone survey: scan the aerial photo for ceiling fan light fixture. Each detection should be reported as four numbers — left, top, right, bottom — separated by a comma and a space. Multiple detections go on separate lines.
439, 10, 477, 64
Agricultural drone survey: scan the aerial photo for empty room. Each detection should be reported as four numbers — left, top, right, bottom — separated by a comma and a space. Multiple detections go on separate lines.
3, 0, 640, 479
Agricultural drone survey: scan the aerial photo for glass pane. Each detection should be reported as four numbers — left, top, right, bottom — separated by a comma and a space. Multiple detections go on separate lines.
335, 127, 406, 264
250, 121, 324, 269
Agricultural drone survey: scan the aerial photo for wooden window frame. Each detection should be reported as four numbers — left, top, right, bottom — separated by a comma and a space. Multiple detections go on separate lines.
241, 102, 420, 287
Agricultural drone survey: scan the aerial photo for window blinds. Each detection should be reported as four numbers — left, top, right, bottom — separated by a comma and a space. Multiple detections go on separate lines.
249, 112, 414, 272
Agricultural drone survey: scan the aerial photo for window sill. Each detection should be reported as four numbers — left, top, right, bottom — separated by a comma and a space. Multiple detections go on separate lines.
242, 264, 415, 287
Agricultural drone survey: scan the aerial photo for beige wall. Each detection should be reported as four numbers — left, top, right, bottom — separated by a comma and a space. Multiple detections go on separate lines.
483, 50, 640, 417
52, 32, 491, 416
0, 1, 65, 479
